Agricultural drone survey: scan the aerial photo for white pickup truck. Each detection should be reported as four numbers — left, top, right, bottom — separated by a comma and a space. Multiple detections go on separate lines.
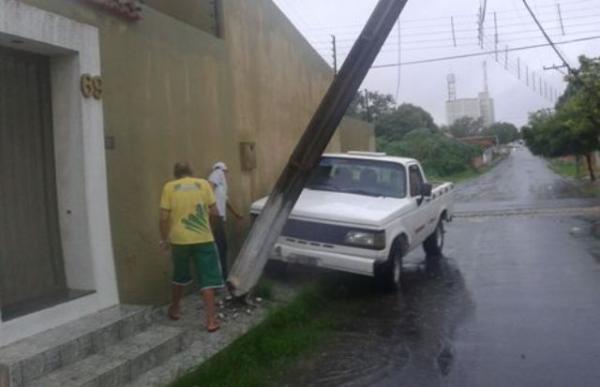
251, 152, 455, 289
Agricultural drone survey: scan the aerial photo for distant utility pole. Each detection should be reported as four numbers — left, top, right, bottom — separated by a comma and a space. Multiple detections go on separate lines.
557, 3, 565, 35
395, 18, 402, 100
364, 89, 371, 122
494, 12, 498, 62
543, 64, 568, 71
451, 16, 457, 47
331, 34, 338, 76
447, 73, 457, 100
478, 0, 488, 48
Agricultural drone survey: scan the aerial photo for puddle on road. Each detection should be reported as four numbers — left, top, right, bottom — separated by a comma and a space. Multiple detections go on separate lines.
278, 259, 475, 387
570, 215, 600, 264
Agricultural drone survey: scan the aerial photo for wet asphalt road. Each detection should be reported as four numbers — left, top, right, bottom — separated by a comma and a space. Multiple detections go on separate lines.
280, 148, 600, 387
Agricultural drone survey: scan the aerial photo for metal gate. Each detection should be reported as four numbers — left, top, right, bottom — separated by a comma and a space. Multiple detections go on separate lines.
0, 46, 66, 319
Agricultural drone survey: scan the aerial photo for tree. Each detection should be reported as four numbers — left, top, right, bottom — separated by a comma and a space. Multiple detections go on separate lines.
447, 116, 484, 138
523, 104, 599, 180
347, 90, 396, 123
524, 55, 600, 181
375, 103, 438, 142
381, 128, 480, 177
556, 56, 600, 132
483, 122, 520, 144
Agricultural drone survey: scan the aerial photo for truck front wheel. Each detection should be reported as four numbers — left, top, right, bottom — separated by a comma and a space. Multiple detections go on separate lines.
375, 238, 406, 292
423, 220, 444, 258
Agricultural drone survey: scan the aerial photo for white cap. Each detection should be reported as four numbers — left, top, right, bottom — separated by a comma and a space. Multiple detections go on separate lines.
213, 161, 228, 171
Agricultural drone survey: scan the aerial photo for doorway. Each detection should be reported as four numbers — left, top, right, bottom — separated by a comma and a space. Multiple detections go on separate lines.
0, 46, 69, 321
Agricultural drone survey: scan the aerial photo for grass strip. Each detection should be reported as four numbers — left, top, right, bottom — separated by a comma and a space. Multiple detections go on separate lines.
429, 160, 499, 185
171, 287, 334, 387
548, 158, 600, 197
548, 158, 583, 179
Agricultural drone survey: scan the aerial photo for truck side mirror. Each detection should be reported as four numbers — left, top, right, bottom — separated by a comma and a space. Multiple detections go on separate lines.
420, 183, 433, 197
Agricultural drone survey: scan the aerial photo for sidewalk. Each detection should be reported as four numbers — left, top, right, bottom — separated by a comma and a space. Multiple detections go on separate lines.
128, 285, 297, 386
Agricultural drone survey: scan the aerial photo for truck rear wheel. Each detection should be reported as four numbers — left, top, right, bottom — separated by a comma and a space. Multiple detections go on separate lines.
423, 220, 444, 258
376, 238, 406, 292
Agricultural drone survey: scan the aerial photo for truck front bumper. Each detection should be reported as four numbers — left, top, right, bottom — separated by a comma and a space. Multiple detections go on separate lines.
270, 242, 384, 277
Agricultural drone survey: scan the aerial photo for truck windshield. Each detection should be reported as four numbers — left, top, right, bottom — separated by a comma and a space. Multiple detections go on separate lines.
306, 157, 407, 198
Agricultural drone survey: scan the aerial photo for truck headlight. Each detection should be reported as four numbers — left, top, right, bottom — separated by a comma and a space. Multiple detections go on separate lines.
344, 230, 385, 249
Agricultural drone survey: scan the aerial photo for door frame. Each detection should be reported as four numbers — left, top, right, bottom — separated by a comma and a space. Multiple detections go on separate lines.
0, 0, 119, 347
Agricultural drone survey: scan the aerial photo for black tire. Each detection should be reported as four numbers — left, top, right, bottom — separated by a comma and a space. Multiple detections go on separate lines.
375, 238, 406, 292
265, 260, 289, 279
423, 220, 445, 258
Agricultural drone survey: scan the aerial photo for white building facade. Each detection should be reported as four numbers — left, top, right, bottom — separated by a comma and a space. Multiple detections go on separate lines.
446, 91, 495, 127
0, 0, 119, 347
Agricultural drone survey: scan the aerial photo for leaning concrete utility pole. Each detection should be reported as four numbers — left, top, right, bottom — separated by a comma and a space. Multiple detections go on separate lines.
227, 0, 410, 297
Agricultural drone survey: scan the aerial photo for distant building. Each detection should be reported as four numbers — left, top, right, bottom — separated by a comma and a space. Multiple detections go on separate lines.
446, 62, 496, 127
446, 92, 495, 127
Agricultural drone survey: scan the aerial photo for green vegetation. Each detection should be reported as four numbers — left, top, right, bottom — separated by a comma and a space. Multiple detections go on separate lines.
171, 288, 337, 387
523, 56, 600, 181
429, 163, 495, 184
347, 90, 513, 179
447, 116, 484, 139
483, 122, 520, 144
375, 103, 438, 142
380, 128, 480, 177
253, 279, 275, 300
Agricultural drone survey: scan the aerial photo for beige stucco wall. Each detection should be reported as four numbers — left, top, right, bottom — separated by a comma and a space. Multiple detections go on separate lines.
338, 117, 376, 152
143, 0, 220, 35
21, 0, 343, 304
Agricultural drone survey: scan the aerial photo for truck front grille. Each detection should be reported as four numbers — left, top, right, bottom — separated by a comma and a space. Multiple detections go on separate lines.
281, 219, 385, 250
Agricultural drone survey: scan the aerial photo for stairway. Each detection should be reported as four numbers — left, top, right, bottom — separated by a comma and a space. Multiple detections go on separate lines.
0, 305, 188, 387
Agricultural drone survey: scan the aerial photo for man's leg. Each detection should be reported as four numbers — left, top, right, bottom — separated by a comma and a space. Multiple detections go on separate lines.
212, 217, 228, 277
169, 284, 184, 320
201, 288, 219, 331
195, 243, 225, 331
169, 244, 192, 320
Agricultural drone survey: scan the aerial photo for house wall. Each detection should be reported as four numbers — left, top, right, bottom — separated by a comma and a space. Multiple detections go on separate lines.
19, 0, 343, 304
143, 0, 220, 35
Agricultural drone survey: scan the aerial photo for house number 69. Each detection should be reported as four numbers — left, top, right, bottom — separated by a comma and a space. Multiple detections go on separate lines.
81, 74, 103, 100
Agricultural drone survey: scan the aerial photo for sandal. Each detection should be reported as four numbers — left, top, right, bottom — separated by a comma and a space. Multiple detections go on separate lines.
168, 307, 181, 321
207, 323, 220, 333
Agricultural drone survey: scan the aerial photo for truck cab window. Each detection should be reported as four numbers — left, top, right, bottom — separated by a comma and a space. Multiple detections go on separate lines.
409, 165, 424, 197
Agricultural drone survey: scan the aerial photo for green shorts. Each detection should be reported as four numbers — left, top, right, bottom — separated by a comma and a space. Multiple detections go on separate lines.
171, 242, 225, 290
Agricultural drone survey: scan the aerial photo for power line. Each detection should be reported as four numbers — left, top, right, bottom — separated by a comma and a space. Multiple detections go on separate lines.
303, 0, 597, 31
318, 27, 600, 55
308, 14, 600, 44
521, 0, 600, 113
306, 4, 597, 37
478, 25, 557, 102
369, 35, 600, 68
521, 0, 575, 72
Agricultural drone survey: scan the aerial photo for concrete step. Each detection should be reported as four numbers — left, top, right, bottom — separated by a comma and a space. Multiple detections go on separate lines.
0, 305, 152, 387
25, 325, 187, 387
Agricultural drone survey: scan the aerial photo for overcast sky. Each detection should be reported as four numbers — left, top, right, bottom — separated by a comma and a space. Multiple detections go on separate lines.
272, 0, 600, 127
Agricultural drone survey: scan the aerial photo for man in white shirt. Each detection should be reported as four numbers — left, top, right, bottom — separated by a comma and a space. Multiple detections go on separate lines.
208, 162, 243, 277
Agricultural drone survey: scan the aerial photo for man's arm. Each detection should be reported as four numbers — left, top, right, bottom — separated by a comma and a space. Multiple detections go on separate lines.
227, 200, 243, 220
208, 203, 219, 217
159, 209, 170, 249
